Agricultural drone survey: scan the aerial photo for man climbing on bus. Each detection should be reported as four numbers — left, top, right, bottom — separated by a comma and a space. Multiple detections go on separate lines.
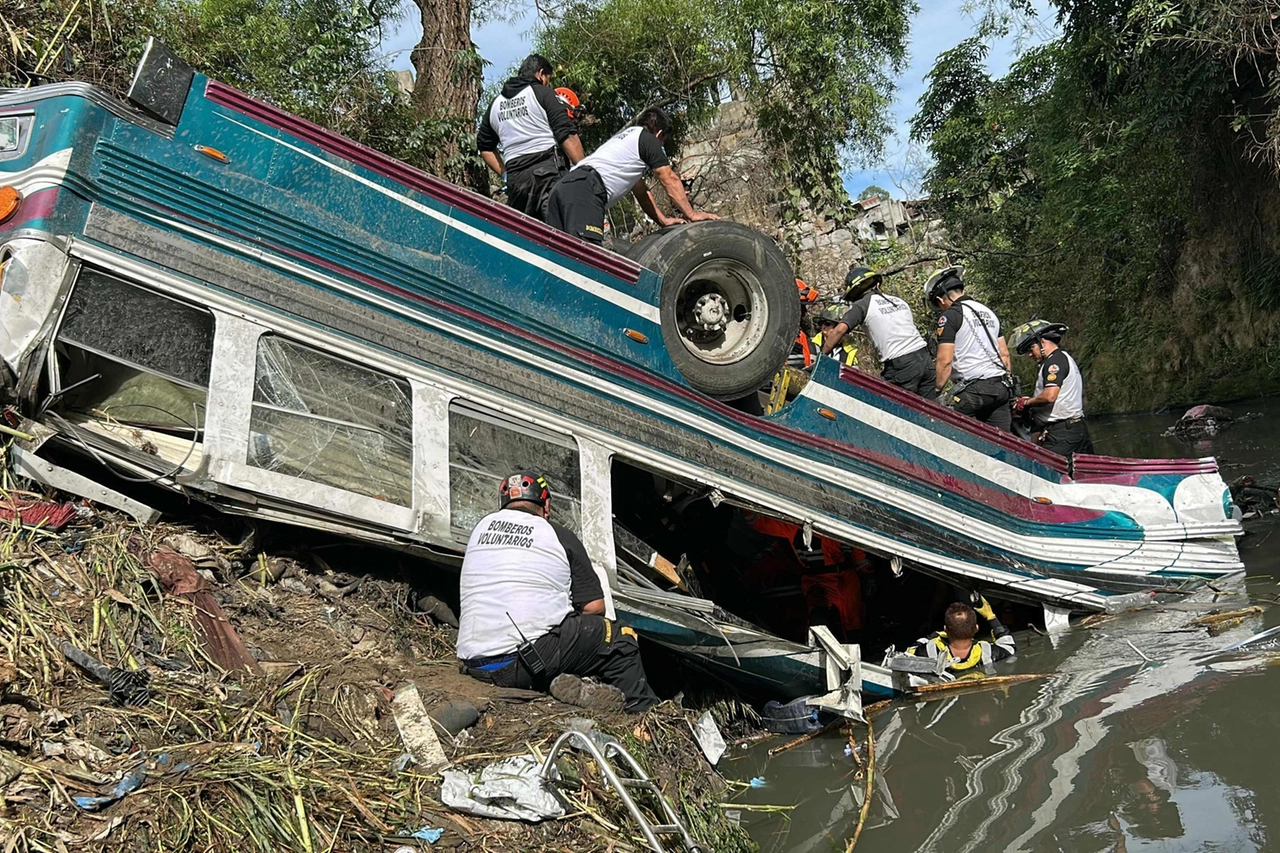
905, 594, 1015, 674
821, 266, 933, 396
456, 472, 659, 712
477, 54, 585, 220
545, 107, 718, 244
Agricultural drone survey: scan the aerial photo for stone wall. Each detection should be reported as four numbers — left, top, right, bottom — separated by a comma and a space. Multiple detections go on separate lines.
673, 101, 865, 298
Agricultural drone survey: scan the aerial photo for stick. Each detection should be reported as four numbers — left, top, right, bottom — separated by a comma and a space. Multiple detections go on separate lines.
844, 717, 874, 853
908, 673, 1048, 695
0, 424, 36, 442
766, 717, 844, 756
1190, 606, 1263, 627
1125, 639, 1153, 664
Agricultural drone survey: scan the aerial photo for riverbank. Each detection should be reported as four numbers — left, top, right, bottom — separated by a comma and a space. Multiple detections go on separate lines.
0, 502, 754, 851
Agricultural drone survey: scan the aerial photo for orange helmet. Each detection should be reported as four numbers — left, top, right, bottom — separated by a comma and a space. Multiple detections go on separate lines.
555, 87, 580, 120
795, 278, 818, 303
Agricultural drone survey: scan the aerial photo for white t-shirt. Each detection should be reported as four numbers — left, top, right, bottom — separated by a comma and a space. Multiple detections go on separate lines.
935, 296, 1005, 381
456, 508, 603, 660
572, 126, 670, 207
841, 290, 927, 362
1034, 349, 1085, 422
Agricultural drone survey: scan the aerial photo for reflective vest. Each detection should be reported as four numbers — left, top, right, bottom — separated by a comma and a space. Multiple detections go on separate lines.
812, 332, 858, 367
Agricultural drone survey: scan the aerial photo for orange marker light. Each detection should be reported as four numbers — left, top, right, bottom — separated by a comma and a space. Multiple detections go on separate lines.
195, 145, 229, 163
818, 408, 837, 420
1033, 496, 1053, 505
624, 328, 649, 344
0, 186, 21, 224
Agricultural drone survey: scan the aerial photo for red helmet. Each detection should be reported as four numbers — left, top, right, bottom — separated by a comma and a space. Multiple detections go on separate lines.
499, 472, 551, 508
795, 278, 818, 303
555, 87, 580, 120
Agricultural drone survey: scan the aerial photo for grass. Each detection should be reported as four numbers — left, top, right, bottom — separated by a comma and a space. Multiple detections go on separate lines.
0, 488, 755, 852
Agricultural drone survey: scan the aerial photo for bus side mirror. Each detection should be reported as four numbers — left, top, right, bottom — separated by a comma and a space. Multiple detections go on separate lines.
127, 38, 194, 127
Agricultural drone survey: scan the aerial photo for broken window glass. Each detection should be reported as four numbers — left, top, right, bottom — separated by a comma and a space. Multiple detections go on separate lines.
59, 269, 214, 387
56, 270, 211, 437
449, 403, 581, 535
248, 336, 413, 506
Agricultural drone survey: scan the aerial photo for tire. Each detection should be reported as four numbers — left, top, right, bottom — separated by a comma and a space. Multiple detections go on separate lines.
628, 222, 799, 400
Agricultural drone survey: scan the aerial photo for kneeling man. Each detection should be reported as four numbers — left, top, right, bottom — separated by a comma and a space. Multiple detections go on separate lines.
457, 472, 659, 712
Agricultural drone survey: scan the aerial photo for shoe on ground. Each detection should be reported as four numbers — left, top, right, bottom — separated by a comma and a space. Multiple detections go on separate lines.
549, 674, 625, 712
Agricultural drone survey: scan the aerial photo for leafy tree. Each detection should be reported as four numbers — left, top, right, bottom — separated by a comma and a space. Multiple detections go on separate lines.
0, 0, 486, 183
857, 185, 891, 202
534, 0, 914, 217
911, 0, 1280, 411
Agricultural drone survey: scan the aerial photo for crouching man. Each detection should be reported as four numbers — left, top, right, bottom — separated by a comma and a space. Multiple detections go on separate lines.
457, 472, 659, 713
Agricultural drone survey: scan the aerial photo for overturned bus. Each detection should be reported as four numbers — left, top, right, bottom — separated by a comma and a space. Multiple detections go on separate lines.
0, 42, 1243, 701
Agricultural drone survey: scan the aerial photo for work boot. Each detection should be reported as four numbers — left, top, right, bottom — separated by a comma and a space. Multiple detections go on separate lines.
549, 674, 625, 713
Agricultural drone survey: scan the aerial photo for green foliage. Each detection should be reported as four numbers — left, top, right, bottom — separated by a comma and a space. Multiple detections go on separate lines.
0, 0, 477, 181
858, 185, 891, 201
535, 0, 914, 217
912, 0, 1280, 411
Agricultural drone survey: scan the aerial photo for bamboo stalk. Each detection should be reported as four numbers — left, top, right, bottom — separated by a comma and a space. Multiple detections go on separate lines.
766, 717, 843, 756
1190, 606, 1264, 626
844, 717, 874, 853
908, 673, 1048, 695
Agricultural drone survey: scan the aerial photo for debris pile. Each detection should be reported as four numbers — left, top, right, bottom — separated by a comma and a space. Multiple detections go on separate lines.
0, 502, 752, 852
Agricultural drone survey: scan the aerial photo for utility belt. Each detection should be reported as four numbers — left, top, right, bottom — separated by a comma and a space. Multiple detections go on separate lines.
1042, 416, 1086, 428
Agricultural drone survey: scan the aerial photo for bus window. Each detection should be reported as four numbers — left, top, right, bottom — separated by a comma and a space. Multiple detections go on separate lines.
448, 401, 581, 537
247, 336, 413, 505
55, 270, 212, 466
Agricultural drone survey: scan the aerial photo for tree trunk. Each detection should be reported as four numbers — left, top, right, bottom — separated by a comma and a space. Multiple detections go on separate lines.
409, 0, 487, 191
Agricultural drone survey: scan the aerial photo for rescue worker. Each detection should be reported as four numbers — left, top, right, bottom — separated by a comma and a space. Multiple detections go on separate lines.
811, 304, 858, 367
926, 267, 1014, 431
545, 107, 718, 244
477, 54, 586, 220
456, 472, 659, 712
822, 266, 933, 396
905, 595, 1015, 674
787, 279, 820, 370
1009, 320, 1095, 457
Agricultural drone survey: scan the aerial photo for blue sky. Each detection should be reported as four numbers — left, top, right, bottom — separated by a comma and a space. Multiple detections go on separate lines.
382, 1, 1056, 200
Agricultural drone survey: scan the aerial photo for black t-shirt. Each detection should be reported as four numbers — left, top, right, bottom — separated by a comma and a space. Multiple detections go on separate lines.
551, 520, 604, 607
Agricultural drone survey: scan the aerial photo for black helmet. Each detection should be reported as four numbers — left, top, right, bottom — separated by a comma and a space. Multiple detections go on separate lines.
842, 265, 882, 302
817, 304, 845, 326
924, 266, 964, 312
498, 471, 551, 508
1009, 320, 1068, 355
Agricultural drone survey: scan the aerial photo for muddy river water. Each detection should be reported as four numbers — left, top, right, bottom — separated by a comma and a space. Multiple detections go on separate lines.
724, 395, 1280, 852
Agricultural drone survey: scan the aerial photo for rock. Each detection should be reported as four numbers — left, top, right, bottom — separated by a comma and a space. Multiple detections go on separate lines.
799, 237, 816, 251
429, 700, 480, 736
830, 229, 853, 245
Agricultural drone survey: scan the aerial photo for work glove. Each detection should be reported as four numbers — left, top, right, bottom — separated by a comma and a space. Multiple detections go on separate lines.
1012, 396, 1030, 416
971, 592, 996, 621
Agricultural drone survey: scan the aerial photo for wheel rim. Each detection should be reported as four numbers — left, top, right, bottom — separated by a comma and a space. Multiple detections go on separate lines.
672, 258, 770, 365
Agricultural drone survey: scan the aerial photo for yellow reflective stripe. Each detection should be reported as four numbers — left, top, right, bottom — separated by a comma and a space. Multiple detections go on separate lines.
621, 626, 637, 641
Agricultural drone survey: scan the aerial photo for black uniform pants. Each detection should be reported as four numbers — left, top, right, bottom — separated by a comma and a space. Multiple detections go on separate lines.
951, 376, 1013, 432
881, 348, 934, 398
546, 167, 608, 244
465, 612, 659, 712
506, 156, 566, 221
1038, 418, 1094, 457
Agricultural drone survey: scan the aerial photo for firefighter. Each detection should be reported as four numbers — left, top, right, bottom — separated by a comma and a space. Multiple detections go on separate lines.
822, 266, 933, 396
812, 304, 858, 367
545, 107, 717, 244
926, 267, 1015, 431
905, 595, 1015, 673
456, 472, 659, 712
477, 54, 585, 220
1009, 320, 1094, 457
